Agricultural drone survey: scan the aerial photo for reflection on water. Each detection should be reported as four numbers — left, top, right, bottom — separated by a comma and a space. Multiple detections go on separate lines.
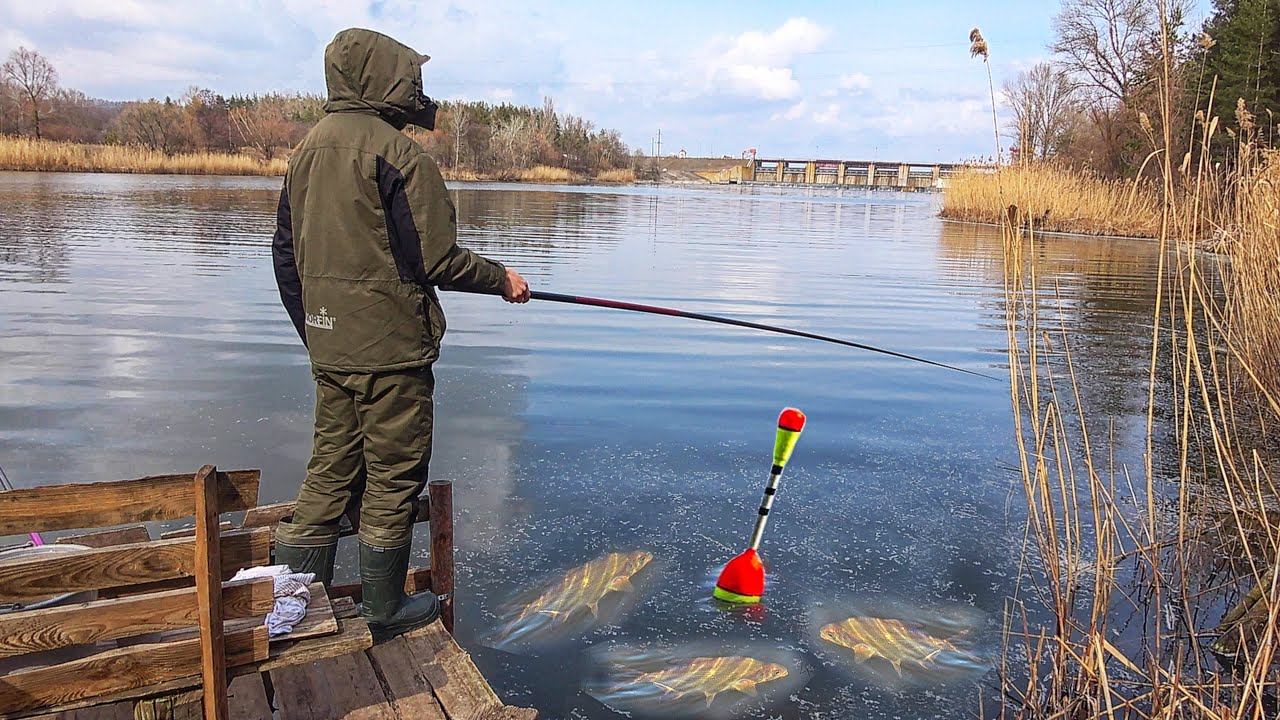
0, 172, 1170, 718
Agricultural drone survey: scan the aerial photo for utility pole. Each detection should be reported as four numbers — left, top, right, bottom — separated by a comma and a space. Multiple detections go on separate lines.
656, 129, 662, 159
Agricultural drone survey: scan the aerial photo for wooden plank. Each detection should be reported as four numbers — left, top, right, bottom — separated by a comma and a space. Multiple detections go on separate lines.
26, 702, 134, 720
226, 673, 272, 720
54, 526, 151, 548
316, 651, 397, 719
256, 616, 373, 673
0, 577, 273, 659
238, 502, 294, 529
399, 621, 501, 718
133, 690, 201, 720
479, 709, 539, 720
0, 528, 271, 603
328, 566, 432, 605
270, 661, 333, 720
158, 521, 231, 540
332, 596, 358, 620
277, 584, 339, 641
367, 635, 447, 720
193, 465, 229, 720
0, 470, 260, 536
0, 624, 269, 718
10, 615, 371, 720
240, 499, 428, 534
428, 479, 454, 633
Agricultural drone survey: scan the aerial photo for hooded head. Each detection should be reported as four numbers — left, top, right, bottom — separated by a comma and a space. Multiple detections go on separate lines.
323, 28, 439, 130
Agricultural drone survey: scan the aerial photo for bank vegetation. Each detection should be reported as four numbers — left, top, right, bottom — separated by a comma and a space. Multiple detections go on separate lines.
965, 3, 1280, 719
0, 47, 635, 181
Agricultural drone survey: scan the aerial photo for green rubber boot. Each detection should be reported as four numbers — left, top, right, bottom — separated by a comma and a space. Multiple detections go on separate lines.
272, 520, 339, 587
358, 539, 439, 641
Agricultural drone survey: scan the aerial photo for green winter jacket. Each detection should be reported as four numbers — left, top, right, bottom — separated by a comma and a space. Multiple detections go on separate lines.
272, 28, 507, 372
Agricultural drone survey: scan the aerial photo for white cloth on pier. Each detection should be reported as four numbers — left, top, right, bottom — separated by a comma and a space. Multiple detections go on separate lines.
230, 564, 315, 637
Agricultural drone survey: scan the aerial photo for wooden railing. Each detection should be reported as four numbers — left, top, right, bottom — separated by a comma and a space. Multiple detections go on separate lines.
0, 467, 454, 719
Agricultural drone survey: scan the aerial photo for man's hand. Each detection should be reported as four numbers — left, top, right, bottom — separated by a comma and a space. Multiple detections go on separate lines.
503, 268, 531, 304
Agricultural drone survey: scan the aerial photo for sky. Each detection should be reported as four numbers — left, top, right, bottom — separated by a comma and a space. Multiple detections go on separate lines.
0, 0, 1216, 163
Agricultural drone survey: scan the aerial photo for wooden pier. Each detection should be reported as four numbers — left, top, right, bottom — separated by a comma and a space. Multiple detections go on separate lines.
0, 466, 536, 719
711, 158, 977, 191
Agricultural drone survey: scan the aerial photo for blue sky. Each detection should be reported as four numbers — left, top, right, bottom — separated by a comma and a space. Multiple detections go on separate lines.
0, 1, 1215, 162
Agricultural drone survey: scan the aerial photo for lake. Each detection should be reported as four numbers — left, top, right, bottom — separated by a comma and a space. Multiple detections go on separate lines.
0, 172, 1164, 718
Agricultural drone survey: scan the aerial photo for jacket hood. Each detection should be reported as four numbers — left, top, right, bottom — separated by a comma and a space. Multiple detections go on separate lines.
323, 28, 431, 127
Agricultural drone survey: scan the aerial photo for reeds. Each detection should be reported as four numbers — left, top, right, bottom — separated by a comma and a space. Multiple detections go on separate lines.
594, 167, 636, 184
941, 163, 1163, 237
518, 165, 577, 182
0, 136, 286, 176
982, 11, 1280, 719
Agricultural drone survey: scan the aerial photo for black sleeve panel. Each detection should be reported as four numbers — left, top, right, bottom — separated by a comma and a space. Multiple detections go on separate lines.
271, 182, 307, 346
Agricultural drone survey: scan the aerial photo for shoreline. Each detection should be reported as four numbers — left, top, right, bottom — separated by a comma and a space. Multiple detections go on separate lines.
0, 137, 637, 184
937, 216, 1157, 242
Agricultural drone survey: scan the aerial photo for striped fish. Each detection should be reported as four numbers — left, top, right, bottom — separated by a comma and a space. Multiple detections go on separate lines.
624, 656, 788, 707
819, 616, 978, 676
513, 550, 652, 621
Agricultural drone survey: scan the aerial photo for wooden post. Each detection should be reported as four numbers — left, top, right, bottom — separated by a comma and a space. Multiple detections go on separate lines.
866, 163, 875, 186
897, 163, 909, 188
837, 162, 846, 185
428, 479, 455, 634
775, 162, 784, 183
193, 465, 228, 720
805, 162, 816, 184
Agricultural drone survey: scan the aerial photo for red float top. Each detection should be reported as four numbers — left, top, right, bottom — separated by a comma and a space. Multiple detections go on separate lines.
777, 407, 806, 432
716, 548, 765, 596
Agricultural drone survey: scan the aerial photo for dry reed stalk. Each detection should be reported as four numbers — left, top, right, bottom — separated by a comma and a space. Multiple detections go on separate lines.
0, 136, 285, 175
518, 165, 578, 182
941, 163, 1163, 237
985, 5, 1279, 718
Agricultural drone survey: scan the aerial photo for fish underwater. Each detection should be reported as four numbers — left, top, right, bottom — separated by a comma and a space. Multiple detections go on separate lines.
485, 550, 653, 649
583, 646, 799, 717
819, 616, 984, 677
624, 656, 789, 707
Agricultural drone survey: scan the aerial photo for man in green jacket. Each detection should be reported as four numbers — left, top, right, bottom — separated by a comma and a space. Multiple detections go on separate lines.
271, 27, 529, 640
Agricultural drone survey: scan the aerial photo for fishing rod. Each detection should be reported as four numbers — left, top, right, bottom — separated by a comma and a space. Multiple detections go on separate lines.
0, 465, 43, 546
457, 288, 998, 381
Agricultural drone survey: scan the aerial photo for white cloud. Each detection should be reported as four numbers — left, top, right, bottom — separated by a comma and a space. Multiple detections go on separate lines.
491, 87, 514, 101
837, 72, 871, 91
813, 102, 841, 125
772, 100, 809, 123
698, 17, 831, 101
770, 99, 841, 126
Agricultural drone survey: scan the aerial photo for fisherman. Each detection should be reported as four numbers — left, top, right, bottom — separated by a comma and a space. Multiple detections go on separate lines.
271, 27, 530, 640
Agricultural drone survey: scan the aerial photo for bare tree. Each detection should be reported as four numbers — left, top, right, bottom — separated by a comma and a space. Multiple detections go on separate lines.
1050, 0, 1161, 104
1, 47, 59, 139
229, 98, 297, 159
492, 115, 534, 169
112, 99, 192, 154
0, 78, 20, 135
452, 106, 469, 168
1004, 63, 1081, 160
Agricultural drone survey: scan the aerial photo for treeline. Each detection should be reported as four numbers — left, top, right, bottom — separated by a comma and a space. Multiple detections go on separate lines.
0, 47, 632, 174
411, 98, 631, 175
1001, 0, 1276, 177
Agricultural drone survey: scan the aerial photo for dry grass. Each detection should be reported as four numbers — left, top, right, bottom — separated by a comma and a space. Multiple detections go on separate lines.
1222, 151, 1280, 396
985, 8, 1280, 720
941, 163, 1163, 237
595, 167, 636, 184
518, 165, 578, 183
0, 136, 285, 176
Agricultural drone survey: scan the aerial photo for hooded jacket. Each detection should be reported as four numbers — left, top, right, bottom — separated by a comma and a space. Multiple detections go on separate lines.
273, 28, 506, 372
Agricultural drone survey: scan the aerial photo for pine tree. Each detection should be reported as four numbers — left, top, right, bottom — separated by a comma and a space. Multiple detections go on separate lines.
1200, 0, 1280, 141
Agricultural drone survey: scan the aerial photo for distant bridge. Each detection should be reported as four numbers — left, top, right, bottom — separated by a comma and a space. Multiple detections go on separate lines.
710, 159, 980, 191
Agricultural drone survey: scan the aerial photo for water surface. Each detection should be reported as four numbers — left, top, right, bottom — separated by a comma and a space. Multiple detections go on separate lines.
0, 172, 1165, 718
